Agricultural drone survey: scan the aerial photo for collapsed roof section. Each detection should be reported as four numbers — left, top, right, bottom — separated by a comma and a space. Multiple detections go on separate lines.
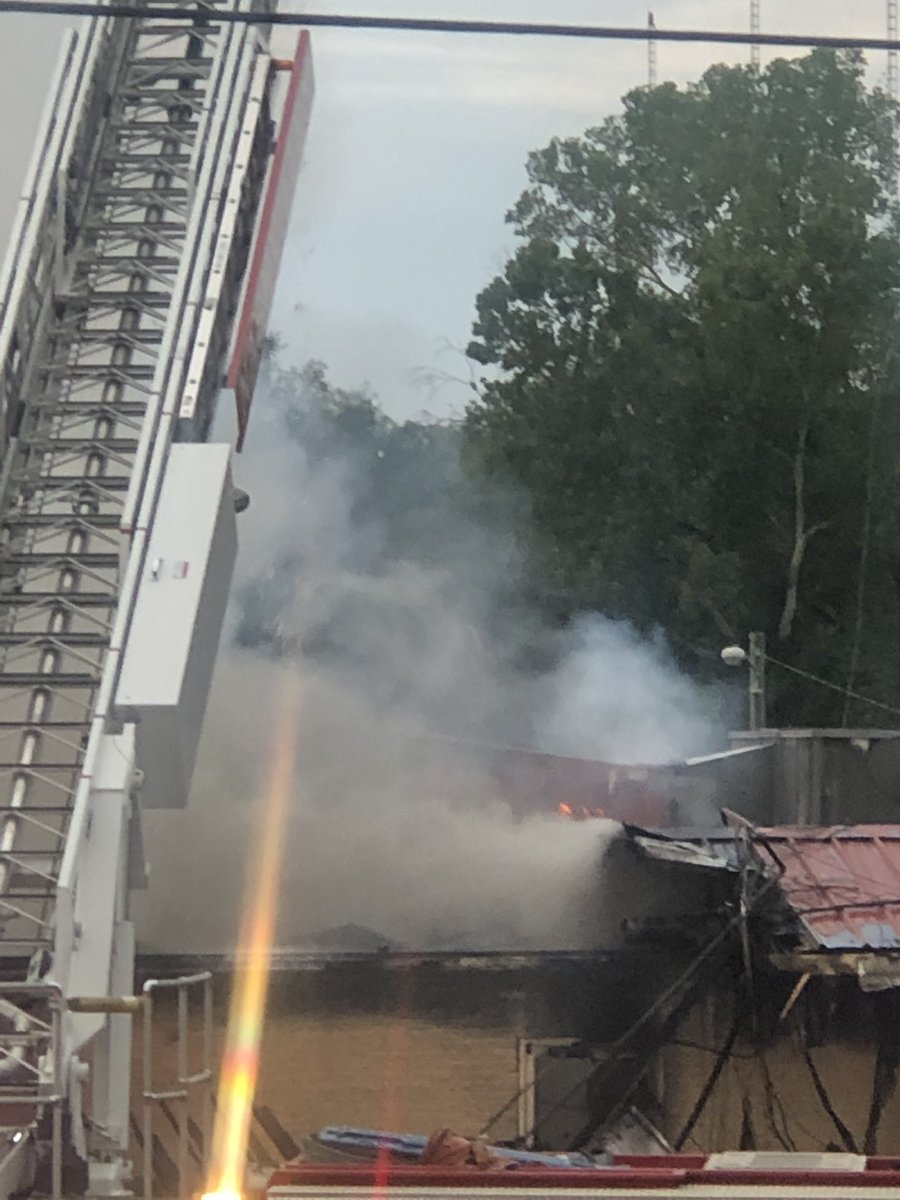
755, 825, 900, 990
627, 821, 900, 990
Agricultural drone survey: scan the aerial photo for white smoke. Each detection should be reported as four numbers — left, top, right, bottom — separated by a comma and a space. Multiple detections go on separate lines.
135, 649, 614, 952
132, 370, 727, 953
535, 617, 724, 765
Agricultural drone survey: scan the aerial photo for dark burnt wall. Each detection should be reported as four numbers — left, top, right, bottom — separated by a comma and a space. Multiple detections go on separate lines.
137, 947, 696, 1042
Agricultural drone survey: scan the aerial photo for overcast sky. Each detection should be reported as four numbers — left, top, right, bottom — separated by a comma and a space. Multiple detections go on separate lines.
0, 2, 892, 421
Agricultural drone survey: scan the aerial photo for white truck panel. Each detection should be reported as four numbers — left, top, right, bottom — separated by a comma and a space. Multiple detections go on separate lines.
116, 443, 237, 809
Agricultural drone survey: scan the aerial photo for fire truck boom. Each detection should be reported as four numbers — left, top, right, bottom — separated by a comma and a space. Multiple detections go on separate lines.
0, 2, 312, 1194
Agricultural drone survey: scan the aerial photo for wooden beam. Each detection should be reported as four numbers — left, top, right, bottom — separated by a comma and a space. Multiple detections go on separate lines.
770, 951, 900, 979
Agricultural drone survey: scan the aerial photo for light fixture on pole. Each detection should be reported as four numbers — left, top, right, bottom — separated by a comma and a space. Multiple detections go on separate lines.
721, 631, 767, 730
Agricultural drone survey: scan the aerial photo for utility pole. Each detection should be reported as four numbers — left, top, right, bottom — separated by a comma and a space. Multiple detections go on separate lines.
648, 11, 657, 88
750, 0, 760, 71
748, 631, 767, 731
889, 0, 898, 98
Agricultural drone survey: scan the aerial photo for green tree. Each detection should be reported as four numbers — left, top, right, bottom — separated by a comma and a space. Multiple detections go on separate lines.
465, 49, 900, 724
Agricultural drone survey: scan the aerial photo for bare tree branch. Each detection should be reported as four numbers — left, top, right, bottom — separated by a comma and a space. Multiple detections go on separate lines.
639, 258, 686, 300
778, 415, 828, 641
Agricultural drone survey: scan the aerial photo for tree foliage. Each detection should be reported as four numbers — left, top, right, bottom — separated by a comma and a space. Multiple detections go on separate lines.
465, 49, 900, 724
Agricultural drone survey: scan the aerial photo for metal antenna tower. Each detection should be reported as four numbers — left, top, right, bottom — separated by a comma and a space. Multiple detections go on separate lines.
889, 0, 898, 97
648, 10, 657, 87
750, 0, 760, 69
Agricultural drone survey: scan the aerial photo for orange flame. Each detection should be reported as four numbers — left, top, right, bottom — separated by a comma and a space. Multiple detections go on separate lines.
557, 801, 607, 820
203, 677, 301, 1200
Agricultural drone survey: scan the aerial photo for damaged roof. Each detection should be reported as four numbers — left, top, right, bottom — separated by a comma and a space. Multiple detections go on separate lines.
752, 825, 900, 952
625, 822, 900, 987
628, 823, 900, 954
625, 825, 739, 871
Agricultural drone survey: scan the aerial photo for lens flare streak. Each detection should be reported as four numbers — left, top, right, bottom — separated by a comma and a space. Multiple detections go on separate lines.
203, 677, 301, 1200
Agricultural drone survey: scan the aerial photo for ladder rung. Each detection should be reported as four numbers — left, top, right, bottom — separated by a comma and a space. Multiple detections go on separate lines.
18, 437, 140, 453
0, 594, 115, 609
0, 849, 63, 857
85, 222, 184, 235
0, 633, 109, 648
101, 153, 191, 167
0, 891, 63, 901
0, 722, 90, 730
126, 55, 213, 70
93, 183, 189, 197
118, 100, 202, 116
0, 674, 98, 687
25, 402, 148, 417
48, 331, 165, 348
2, 871, 61, 886
109, 120, 199, 133
120, 89, 204, 105
1, 553, 118, 568
117, 109, 201, 127
136, 0, 227, 7
40, 363, 157, 380
0, 804, 74, 811
64, 292, 172, 310
87, 202, 187, 222
3, 514, 122, 530
134, 21, 222, 33
77, 256, 180, 270
14, 475, 132, 492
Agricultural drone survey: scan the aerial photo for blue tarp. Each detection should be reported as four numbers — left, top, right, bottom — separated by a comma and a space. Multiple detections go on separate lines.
316, 1126, 595, 1169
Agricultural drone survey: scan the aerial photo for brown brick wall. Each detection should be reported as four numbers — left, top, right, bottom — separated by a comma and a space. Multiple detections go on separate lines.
255, 1013, 519, 1138
129, 999, 522, 1191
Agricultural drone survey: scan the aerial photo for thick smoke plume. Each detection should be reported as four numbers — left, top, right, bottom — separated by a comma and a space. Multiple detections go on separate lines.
133, 370, 727, 953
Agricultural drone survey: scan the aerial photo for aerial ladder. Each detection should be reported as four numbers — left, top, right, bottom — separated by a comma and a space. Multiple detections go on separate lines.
0, 0, 313, 1194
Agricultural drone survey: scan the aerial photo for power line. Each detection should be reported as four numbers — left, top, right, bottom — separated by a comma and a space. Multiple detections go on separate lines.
476, 913, 739, 1140
485, 854, 787, 1148
0, 2, 899, 55
766, 654, 900, 720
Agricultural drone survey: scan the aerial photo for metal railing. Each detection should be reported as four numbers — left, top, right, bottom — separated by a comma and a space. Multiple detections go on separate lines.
0, 982, 65, 1198
141, 972, 213, 1200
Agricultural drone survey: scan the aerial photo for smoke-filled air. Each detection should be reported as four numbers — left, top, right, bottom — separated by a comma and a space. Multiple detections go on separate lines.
134, 362, 730, 954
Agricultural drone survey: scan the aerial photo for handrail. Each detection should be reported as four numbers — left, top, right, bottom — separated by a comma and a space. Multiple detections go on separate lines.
0, 983, 65, 1198
141, 972, 213, 1200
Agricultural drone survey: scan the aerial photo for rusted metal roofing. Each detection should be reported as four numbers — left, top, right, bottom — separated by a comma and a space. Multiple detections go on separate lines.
752, 825, 900, 952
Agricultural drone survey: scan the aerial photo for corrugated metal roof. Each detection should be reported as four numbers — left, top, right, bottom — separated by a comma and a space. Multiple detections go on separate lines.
626, 825, 738, 871
753, 825, 900, 951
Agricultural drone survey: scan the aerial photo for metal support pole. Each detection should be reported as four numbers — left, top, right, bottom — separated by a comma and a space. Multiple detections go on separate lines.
143, 991, 153, 1200
178, 986, 188, 1200
516, 1040, 535, 1145
51, 1105, 62, 1200
748, 631, 766, 730
203, 976, 213, 1170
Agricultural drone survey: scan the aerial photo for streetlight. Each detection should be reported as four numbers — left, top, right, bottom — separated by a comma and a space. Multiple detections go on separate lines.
721, 631, 767, 731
